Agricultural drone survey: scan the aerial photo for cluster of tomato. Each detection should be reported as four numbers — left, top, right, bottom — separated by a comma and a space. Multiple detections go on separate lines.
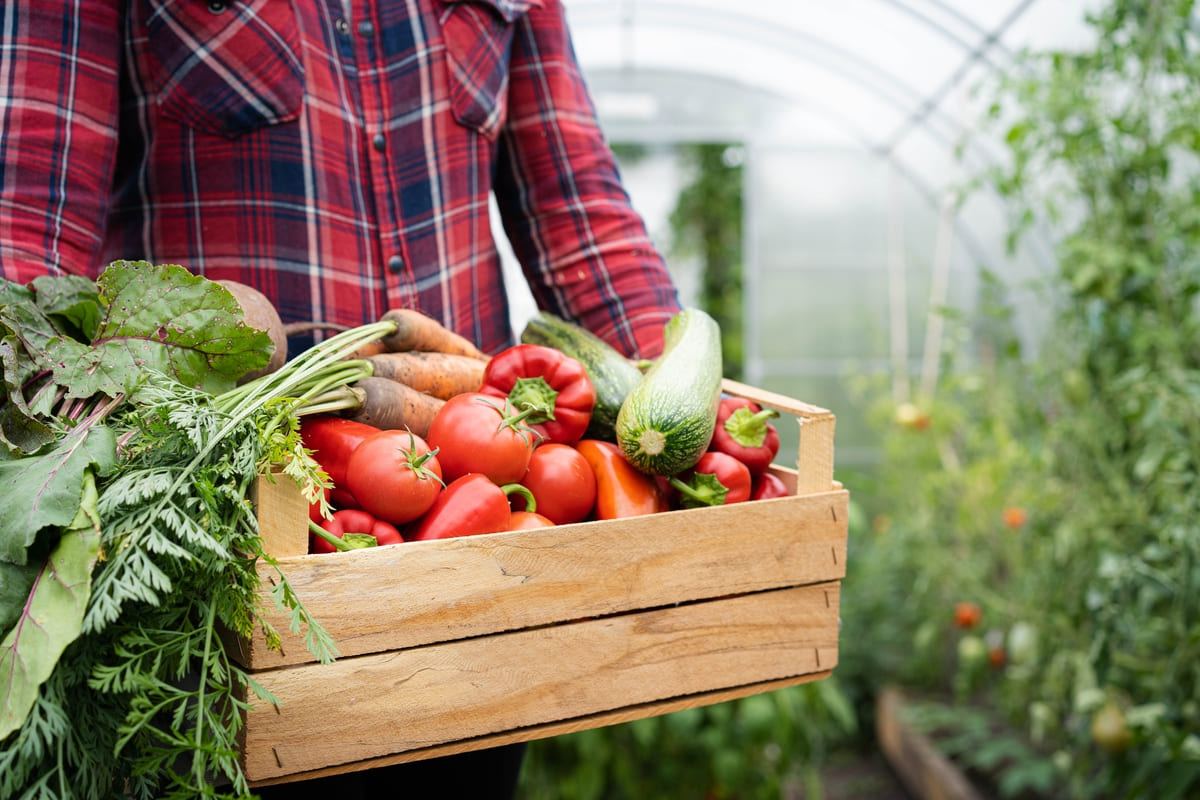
301, 344, 788, 552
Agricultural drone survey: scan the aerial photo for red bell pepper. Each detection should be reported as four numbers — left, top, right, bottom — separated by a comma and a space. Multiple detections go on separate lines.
299, 415, 382, 507
750, 471, 791, 501
669, 450, 752, 508
479, 344, 597, 444
409, 474, 536, 541
309, 508, 403, 553
331, 508, 404, 546
708, 397, 780, 475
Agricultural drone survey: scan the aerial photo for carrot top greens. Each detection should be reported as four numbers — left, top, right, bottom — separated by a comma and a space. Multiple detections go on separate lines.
0, 261, 390, 799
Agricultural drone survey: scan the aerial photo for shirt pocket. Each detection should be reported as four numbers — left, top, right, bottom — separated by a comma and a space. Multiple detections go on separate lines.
438, 0, 542, 140
145, 0, 305, 138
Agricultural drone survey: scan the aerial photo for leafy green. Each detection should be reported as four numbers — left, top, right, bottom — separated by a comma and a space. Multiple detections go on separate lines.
0, 263, 395, 798
72, 261, 273, 399
0, 469, 102, 740
0, 423, 116, 565
29, 273, 101, 341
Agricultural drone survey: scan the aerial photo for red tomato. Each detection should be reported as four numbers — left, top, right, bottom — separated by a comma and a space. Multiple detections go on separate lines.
519, 443, 598, 525
954, 601, 982, 629
426, 392, 537, 485
344, 430, 444, 525
509, 510, 556, 530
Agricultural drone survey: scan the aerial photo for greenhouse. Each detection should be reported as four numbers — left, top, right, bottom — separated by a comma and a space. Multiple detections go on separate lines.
1, 1, 1197, 798
500, 0, 1101, 469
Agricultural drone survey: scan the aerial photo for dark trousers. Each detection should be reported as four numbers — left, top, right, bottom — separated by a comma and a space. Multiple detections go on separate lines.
254, 742, 526, 799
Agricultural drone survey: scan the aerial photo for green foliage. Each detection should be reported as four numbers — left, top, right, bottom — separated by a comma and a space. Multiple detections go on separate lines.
901, 699, 1060, 799
519, 680, 857, 799
842, 2, 1200, 797
0, 263, 363, 798
668, 143, 745, 380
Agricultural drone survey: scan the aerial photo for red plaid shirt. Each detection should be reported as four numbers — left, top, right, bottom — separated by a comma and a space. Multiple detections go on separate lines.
0, 0, 679, 357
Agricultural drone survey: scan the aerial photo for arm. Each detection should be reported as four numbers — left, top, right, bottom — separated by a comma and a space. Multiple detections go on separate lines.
493, 0, 681, 359
0, 2, 122, 283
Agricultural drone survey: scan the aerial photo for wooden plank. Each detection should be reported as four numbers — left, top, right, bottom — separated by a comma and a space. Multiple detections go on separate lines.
252, 473, 309, 558
234, 488, 849, 669
240, 582, 840, 782
248, 669, 834, 787
876, 686, 985, 800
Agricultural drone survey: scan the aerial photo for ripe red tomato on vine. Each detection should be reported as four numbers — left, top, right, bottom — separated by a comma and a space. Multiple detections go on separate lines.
954, 601, 982, 629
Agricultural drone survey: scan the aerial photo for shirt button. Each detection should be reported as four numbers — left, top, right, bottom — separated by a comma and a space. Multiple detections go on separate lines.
387, 254, 405, 274
372, 133, 386, 152
335, 18, 350, 36
207, 0, 227, 13
358, 20, 375, 37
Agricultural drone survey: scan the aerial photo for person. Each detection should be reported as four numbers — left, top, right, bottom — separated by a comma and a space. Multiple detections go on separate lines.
0, 1, 682, 798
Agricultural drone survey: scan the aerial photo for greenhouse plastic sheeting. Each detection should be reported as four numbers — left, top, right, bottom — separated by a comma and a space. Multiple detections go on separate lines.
501, 1, 1099, 466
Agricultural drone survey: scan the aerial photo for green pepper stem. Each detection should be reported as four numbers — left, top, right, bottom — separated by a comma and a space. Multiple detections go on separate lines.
724, 406, 780, 448
507, 375, 559, 424
500, 482, 537, 513
668, 473, 728, 508
308, 520, 351, 552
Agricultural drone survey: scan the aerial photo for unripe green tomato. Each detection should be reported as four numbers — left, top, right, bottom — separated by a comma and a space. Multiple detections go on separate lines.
1062, 369, 1089, 407
1091, 704, 1131, 754
957, 634, 987, 667
1007, 621, 1038, 665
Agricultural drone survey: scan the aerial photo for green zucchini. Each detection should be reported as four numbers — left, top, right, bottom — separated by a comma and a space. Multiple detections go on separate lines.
519, 311, 645, 440
615, 308, 722, 475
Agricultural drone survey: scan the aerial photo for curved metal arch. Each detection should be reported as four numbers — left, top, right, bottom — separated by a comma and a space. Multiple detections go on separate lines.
571, 1, 1059, 277
566, 1, 1009, 157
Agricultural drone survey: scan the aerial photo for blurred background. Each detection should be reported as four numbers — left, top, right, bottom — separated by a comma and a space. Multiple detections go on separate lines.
501, 0, 1095, 468
511, 1, 1200, 798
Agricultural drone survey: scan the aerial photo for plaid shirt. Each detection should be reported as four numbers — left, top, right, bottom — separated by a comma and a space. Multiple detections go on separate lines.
0, 0, 679, 357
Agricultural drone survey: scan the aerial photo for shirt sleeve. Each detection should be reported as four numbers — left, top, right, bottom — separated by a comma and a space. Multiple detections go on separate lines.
492, 0, 681, 359
0, 2, 122, 284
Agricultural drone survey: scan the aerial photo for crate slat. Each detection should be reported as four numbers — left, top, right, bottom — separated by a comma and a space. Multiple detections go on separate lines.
242, 582, 840, 783
234, 486, 847, 668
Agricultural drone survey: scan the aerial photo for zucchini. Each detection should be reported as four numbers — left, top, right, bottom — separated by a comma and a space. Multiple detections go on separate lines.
520, 311, 645, 440
615, 308, 722, 475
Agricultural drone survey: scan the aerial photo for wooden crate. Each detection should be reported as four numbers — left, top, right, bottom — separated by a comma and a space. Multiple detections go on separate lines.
234, 379, 848, 786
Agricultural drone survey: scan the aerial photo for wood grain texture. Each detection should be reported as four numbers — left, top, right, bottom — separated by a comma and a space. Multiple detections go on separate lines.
251, 473, 309, 558
247, 670, 834, 787
235, 487, 848, 668
241, 583, 840, 782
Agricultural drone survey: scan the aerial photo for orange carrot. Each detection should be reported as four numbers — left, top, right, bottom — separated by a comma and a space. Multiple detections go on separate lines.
365, 351, 486, 400
347, 339, 389, 359
379, 308, 489, 360
344, 376, 445, 439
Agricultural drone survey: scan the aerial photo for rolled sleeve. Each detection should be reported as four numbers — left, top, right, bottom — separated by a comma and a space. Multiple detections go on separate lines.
493, 0, 680, 358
